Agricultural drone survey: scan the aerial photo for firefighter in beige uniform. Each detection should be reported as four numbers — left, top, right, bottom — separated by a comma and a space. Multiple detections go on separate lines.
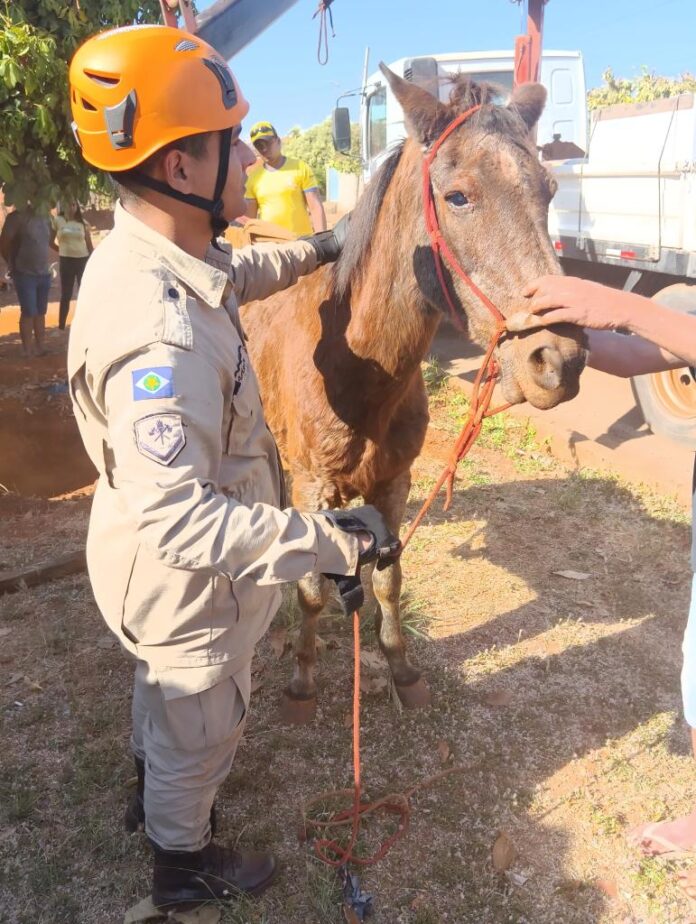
68, 25, 399, 911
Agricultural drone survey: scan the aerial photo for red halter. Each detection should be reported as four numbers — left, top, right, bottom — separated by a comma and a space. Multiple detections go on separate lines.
421, 104, 507, 334
401, 104, 514, 542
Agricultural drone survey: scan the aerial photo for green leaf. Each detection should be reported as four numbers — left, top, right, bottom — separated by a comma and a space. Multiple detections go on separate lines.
0, 152, 15, 185
5, 59, 20, 88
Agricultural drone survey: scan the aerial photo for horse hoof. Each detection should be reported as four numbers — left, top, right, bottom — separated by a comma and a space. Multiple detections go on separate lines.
280, 690, 317, 725
394, 677, 431, 709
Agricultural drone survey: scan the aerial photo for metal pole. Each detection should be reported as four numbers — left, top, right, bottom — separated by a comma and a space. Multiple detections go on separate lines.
513, 0, 547, 87
194, 0, 301, 60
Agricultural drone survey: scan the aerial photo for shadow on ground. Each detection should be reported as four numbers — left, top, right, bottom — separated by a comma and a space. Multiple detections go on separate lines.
0, 467, 692, 922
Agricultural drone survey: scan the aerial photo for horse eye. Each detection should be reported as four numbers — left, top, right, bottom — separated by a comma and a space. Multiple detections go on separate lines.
445, 191, 470, 208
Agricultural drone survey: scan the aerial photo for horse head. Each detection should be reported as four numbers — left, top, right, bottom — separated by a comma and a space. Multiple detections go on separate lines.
381, 64, 586, 410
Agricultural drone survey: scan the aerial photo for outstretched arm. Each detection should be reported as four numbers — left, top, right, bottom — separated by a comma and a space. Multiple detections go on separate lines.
584, 330, 685, 378
226, 239, 319, 305
524, 276, 696, 373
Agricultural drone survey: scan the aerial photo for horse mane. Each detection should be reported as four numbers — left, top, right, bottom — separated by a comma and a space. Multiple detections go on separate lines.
332, 142, 404, 300
332, 75, 524, 300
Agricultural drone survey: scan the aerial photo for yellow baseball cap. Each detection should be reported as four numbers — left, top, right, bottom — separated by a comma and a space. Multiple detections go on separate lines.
250, 121, 277, 143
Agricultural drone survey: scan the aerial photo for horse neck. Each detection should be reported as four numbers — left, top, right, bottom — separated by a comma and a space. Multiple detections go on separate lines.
347, 145, 440, 384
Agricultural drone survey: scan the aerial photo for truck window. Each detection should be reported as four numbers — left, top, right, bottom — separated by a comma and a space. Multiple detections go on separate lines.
465, 70, 513, 98
367, 86, 387, 159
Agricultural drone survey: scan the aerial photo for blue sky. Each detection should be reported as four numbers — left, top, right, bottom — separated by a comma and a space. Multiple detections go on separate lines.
199, 0, 696, 136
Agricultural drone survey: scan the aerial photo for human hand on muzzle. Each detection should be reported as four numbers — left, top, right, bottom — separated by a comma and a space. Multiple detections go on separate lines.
320, 504, 401, 614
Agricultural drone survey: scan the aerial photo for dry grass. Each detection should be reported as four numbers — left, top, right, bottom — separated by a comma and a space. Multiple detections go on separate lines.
1, 377, 694, 923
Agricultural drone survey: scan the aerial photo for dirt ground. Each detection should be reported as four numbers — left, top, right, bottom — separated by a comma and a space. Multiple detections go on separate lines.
0, 293, 96, 497
1, 328, 695, 923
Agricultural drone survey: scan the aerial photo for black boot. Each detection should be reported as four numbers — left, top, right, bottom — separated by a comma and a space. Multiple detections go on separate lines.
125, 756, 217, 835
152, 841, 277, 910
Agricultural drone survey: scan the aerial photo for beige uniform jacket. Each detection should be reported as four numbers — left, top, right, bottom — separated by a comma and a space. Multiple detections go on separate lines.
68, 204, 357, 699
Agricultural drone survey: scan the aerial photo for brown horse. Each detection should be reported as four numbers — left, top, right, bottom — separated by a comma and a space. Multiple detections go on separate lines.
241, 66, 586, 722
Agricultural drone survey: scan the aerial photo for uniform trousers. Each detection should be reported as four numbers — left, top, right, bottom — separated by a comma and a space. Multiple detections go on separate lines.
130, 659, 250, 852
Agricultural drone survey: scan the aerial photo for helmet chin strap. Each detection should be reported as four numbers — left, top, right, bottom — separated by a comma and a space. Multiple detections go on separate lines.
123, 127, 233, 249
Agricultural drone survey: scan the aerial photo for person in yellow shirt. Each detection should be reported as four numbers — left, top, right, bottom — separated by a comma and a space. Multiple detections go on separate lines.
244, 121, 326, 235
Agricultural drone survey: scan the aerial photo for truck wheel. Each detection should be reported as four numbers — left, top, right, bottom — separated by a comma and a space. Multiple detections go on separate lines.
630, 283, 696, 448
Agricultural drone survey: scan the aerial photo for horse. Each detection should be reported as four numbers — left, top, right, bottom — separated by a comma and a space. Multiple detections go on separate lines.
240, 65, 587, 723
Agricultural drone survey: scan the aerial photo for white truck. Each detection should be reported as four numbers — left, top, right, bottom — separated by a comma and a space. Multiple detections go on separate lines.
333, 51, 696, 446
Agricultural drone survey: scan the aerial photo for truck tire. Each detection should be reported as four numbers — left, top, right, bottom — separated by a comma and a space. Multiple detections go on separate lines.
630, 283, 696, 448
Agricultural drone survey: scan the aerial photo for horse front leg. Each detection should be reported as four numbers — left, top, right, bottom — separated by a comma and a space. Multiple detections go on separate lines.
280, 572, 330, 725
280, 474, 340, 725
367, 471, 431, 708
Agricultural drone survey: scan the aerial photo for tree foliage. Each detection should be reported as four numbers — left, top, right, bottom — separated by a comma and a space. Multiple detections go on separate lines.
0, 1, 161, 209
588, 66, 696, 110
282, 117, 361, 195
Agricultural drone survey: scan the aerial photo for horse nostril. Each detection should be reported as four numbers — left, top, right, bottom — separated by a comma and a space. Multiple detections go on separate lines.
527, 345, 562, 390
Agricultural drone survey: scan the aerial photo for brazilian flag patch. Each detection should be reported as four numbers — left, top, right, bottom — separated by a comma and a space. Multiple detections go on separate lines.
132, 367, 174, 401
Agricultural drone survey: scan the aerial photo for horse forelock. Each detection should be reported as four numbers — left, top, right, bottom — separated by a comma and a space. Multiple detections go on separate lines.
331, 76, 529, 301
445, 75, 531, 141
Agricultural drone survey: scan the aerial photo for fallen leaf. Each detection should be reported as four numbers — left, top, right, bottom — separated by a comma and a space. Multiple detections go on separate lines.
5, 672, 22, 686
485, 689, 513, 707
343, 712, 353, 728
552, 570, 591, 581
123, 896, 164, 923
269, 626, 289, 659
359, 673, 388, 695
343, 906, 361, 924
437, 740, 451, 763
359, 649, 384, 672
24, 677, 43, 691
0, 627, 12, 638
594, 878, 618, 899
508, 870, 530, 887
492, 831, 516, 871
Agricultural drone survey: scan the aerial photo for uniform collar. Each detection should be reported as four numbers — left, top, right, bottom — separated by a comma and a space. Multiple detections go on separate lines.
113, 202, 231, 308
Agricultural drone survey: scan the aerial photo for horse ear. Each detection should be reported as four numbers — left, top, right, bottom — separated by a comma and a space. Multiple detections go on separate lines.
508, 82, 547, 133
378, 62, 448, 145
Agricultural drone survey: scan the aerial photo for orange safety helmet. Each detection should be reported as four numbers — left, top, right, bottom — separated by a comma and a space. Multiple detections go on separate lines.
69, 24, 249, 172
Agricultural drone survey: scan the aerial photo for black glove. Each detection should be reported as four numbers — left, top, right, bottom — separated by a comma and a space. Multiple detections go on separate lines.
320, 505, 401, 615
303, 213, 350, 265
321, 505, 401, 566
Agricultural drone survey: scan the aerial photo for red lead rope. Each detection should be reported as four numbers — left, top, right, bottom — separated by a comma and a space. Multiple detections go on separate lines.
307, 105, 514, 871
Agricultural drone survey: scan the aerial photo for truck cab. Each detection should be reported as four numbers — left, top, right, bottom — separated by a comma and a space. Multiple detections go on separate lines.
361, 51, 586, 182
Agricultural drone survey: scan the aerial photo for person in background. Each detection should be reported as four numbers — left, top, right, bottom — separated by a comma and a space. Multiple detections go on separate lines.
0, 205, 53, 357
53, 201, 93, 330
244, 121, 326, 235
